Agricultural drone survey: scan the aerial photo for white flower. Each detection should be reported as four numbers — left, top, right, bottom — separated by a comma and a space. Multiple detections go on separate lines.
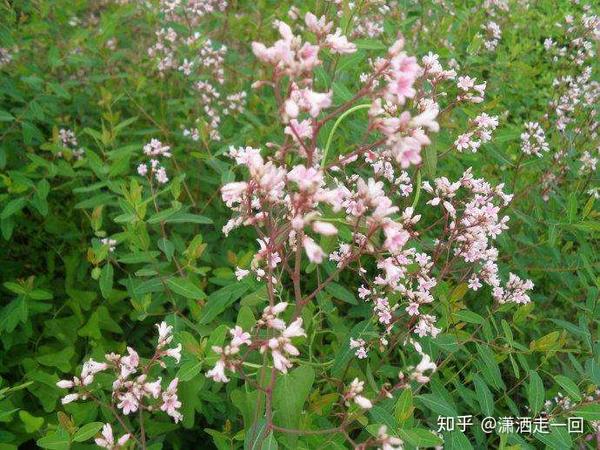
312, 221, 338, 236
206, 359, 230, 383
325, 28, 357, 54
165, 343, 182, 363
230, 326, 252, 348
354, 395, 373, 410
56, 379, 74, 389
61, 393, 79, 404
235, 267, 250, 280
156, 321, 173, 347
282, 318, 306, 338
303, 235, 325, 263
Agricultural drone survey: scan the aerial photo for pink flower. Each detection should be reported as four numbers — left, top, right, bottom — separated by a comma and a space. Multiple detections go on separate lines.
410, 107, 440, 132
300, 88, 332, 117
56, 379, 74, 389
283, 318, 306, 339
95, 423, 130, 449
457, 76, 475, 91
392, 137, 422, 168
120, 347, 139, 377
304, 12, 333, 35
144, 378, 162, 399
383, 222, 410, 254
354, 395, 373, 410
271, 349, 292, 373
284, 119, 313, 141
161, 378, 182, 423
165, 343, 182, 363
298, 42, 321, 70
221, 182, 247, 207
230, 326, 252, 347
235, 267, 249, 280
117, 392, 138, 415
288, 165, 323, 191
303, 235, 325, 263
312, 221, 338, 235
206, 358, 230, 383
325, 29, 357, 54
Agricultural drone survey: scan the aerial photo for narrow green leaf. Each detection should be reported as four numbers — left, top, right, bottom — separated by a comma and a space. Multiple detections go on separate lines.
167, 277, 205, 300
553, 375, 581, 402
527, 370, 545, 415
73, 422, 104, 442
472, 374, 494, 416
100, 263, 114, 299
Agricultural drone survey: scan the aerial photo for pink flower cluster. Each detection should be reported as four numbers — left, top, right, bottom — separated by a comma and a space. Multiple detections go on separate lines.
455, 113, 499, 153
137, 139, 170, 184
213, 14, 532, 425
57, 128, 85, 160
94, 424, 130, 450
520, 121, 549, 157
57, 322, 183, 427
0, 47, 12, 67
206, 302, 306, 382
481, 21, 502, 51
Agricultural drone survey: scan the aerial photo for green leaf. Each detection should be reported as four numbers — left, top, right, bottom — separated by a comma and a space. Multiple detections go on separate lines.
100, 263, 114, 299
37, 347, 75, 372
394, 389, 414, 422
244, 418, 269, 450
572, 403, 600, 420
472, 374, 494, 416
74, 193, 114, 209
553, 375, 581, 402
177, 361, 202, 382
19, 410, 44, 433
29, 289, 53, 300
454, 310, 485, 325
423, 146, 437, 178
36, 429, 70, 449
4, 281, 27, 295
443, 430, 473, 450
530, 331, 560, 352
273, 365, 315, 430
354, 39, 387, 50
0, 110, 15, 122
1, 197, 27, 219
369, 406, 399, 434
164, 212, 213, 224
571, 221, 600, 233
73, 422, 104, 442
324, 282, 358, 305
198, 283, 250, 325
527, 370, 545, 415
534, 425, 572, 449
432, 334, 459, 353
147, 204, 183, 224
118, 251, 160, 264
398, 428, 443, 447
417, 394, 457, 417
262, 432, 278, 450
167, 277, 205, 300
476, 344, 505, 391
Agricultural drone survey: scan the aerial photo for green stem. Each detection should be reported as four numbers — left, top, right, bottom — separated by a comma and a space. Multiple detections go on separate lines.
411, 170, 422, 210
321, 103, 371, 168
